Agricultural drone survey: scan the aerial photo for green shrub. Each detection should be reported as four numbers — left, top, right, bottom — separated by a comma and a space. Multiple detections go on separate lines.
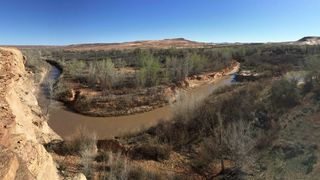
270, 79, 300, 109
189, 53, 208, 75
68, 60, 86, 78
304, 55, 320, 100
21, 49, 44, 71
302, 154, 317, 174
164, 56, 189, 83
137, 53, 161, 87
96, 59, 117, 90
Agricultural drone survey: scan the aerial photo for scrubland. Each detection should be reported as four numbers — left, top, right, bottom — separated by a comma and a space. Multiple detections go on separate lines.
19, 42, 320, 179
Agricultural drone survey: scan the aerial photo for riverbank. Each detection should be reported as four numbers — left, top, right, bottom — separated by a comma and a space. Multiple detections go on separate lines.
51, 60, 239, 117
42, 59, 238, 139
48, 75, 235, 140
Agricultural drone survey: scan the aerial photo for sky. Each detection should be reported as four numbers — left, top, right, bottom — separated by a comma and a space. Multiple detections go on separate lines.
0, 0, 319, 45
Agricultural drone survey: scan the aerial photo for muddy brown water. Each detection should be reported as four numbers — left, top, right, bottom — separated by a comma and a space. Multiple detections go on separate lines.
44, 65, 235, 140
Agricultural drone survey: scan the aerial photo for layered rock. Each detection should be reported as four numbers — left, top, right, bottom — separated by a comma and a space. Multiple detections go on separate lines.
0, 48, 61, 179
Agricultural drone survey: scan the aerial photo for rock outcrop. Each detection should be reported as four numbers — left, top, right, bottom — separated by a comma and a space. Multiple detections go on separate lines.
0, 48, 61, 179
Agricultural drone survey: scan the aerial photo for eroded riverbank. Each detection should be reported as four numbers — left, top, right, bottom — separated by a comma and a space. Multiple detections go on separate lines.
40, 60, 239, 139
48, 74, 235, 139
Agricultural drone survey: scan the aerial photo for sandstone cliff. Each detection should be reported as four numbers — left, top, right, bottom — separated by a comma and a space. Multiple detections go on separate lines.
0, 48, 61, 179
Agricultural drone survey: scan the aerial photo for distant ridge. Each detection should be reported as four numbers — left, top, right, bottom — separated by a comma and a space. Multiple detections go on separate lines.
7, 36, 320, 50
298, 36, 320, 41
296, 36, 320, 45
65, 38, 210, 51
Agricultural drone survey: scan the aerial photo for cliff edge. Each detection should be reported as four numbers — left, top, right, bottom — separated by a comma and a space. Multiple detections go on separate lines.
0, 48, 61, 179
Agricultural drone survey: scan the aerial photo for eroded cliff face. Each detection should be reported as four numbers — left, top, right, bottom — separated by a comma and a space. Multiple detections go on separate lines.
0, 48, 61, 179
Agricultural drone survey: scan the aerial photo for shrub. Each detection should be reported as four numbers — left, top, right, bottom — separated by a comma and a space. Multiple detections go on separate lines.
45, 128, 97, 178
189, 53, 208, 75
97, 151, 175, 180
73, 95, 94, 112
302, 154, 317, 174
95, 151, 110, 163
270, 79, 300, 109
128, 166, 163, 180
63, 128, 97, 178
137, 52, 161, 87
64, 127, 97, 155
105, 152, 129, 180
115, 59, 127, 68
84, 59, 123, 91
81, 146, 96, 179
304, 55, 320, 100
68, 60, 86, 78
21, 49, 43, 71
164, 56, 189, 83
305, 55, 320, 75
130, 143, 171, 161
96, 59, 117, 90
192, 120, 256, 178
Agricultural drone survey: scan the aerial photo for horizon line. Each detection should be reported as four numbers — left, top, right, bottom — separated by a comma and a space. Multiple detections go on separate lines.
0, 36, 317, 47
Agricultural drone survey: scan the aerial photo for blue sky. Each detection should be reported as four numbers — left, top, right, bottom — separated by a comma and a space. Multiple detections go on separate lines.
0, 0, 319, 45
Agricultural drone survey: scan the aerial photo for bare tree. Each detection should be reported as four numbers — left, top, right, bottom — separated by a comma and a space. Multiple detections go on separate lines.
195, 119, 256, 179
222, 120, 256, 171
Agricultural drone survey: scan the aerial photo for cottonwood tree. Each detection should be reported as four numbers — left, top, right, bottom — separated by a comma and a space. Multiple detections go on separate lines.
189, 53, 208, 75
137, 53, 161, 87
68, 60, 86, 79
85, 59, 119, 91
165, 56, 190, 83
96, 59, 118, 91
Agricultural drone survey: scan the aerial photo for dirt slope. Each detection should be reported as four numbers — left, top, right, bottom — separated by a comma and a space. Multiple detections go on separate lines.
0, 48, 61, 179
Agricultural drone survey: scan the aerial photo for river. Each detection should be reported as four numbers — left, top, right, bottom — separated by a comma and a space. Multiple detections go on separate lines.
44, 65, 235, 140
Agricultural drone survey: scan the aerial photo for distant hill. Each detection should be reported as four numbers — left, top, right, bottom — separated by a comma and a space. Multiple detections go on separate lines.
296, 36, 320, 45
8, 36, 320, 50
65, 38, 212, 51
